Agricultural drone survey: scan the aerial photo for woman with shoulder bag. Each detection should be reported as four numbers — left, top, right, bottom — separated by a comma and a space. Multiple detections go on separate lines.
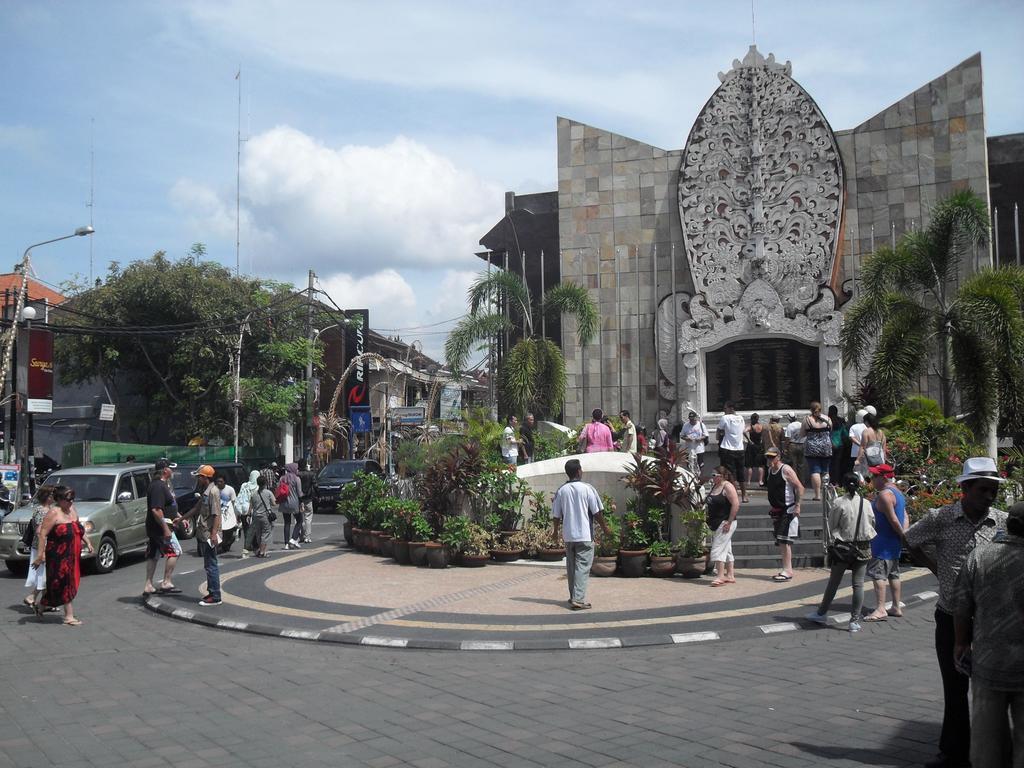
803, 401, 833, 502
248, 475, 277, 558
806, 472, 876, 633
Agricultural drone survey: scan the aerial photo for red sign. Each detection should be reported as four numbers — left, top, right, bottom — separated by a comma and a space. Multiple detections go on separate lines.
17, 328, 54, 410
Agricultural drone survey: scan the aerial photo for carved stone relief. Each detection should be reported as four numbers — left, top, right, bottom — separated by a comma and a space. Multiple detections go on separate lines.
658, 46, 846, 414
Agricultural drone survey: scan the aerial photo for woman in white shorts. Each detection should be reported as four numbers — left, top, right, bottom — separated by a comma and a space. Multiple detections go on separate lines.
706, 466, 740, 586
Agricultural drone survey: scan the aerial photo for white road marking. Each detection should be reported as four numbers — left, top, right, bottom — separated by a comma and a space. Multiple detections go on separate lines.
460, 640, 513, 651
671, 631, 720, 643
360, 636, 409, 648
568, 638, 622, 649
759, 622, 800, 634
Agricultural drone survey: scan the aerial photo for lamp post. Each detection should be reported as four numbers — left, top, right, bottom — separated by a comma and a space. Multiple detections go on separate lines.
1, 227, 93, 489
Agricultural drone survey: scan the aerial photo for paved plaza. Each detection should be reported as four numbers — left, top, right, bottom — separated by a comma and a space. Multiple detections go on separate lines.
1, 515, 947, 768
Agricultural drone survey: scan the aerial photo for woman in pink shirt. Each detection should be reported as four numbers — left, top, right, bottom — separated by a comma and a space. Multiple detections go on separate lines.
578, 408, 615, 453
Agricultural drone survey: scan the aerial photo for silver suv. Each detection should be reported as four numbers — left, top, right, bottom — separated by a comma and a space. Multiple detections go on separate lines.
0, 463, 152, 575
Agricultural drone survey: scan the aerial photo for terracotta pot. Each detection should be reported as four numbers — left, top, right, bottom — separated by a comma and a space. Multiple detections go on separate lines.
490, 548, 525, 563
369, 530, 384, 555
351, 528, 366, 551
535, 547, 566, 562
378, 534, 394, 558
460, 553, 489, 568
425, 542, 448, 569
392, 539, 411, 565
409, 541, 429, 567
676, 554, 704, 579
590, 554, 618, 576
343, 520, 353, 547
619, 549, 648, 578
649, 555, 676, 577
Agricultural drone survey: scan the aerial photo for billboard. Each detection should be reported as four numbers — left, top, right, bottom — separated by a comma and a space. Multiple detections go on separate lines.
17, 328, 54, 413
344, 309, 370, 417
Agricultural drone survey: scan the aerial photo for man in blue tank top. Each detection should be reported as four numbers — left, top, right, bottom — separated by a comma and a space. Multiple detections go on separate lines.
864, 464, 907, 621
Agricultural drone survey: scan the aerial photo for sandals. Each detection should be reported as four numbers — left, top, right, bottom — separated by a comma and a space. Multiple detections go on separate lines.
771, 573, 793, 582
157, 586, 182, 594
862, 615, 888, 622
63, 618, 82, 626
710, 579, 727, 587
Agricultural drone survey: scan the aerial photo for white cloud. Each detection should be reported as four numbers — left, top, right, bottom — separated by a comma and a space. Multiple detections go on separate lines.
0, 124, 46, 157
318, 269, 416, 318
170, 126, 502, 275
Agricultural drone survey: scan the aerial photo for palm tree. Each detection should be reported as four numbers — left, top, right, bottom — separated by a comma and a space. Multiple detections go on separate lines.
445, 269, 598, 419
841, 190, 1024, 454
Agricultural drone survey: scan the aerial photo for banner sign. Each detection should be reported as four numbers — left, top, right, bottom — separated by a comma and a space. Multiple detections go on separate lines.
439, 385, 462, 420
349, 406, 372, 434
343, 309, 370, 413
17, 328, 54, 413
391, 406, 425, 426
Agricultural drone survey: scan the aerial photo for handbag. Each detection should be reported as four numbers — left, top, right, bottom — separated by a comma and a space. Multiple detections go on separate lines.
261, 494, 278, 523
829, 497, 870, 564
864, 441, 886, 467
804, 417, 833, 458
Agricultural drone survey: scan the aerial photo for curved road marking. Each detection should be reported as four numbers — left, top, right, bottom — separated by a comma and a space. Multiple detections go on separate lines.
213, 552, 933, 634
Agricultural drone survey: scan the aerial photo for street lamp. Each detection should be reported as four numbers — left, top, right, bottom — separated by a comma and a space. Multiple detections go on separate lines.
0, 226, 94, 493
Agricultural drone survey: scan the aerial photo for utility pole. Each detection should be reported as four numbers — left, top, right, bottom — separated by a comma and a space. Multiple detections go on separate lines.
232, 314, 251, 461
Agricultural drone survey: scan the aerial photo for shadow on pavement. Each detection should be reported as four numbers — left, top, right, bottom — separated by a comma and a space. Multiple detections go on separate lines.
790, 719, 940, 766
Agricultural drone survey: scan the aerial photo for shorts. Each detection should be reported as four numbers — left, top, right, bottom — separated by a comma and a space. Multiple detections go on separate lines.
866, 557, 900, 581
772, 512, 799, 544
146, 536, 178, 560
806, 455, 831, 476
719, 448, 745, 478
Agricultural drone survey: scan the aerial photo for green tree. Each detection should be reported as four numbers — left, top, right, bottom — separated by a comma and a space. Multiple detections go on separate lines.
841, 190, 1024, 453
54, 249, 334, 444
444, 270, 597, 419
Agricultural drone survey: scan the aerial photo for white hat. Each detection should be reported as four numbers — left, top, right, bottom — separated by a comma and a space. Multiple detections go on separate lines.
865, 405, 877, 416
955, 456, 1005, 485
855, 409, 867, 422
787, 411, 796, 420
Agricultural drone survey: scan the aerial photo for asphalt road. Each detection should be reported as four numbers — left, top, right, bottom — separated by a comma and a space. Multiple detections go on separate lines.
0, 515, 946, 768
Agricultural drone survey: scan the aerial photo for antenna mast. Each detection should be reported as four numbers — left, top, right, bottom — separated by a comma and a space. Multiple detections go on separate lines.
88, 117, 95, 283
235, 67, 242, 277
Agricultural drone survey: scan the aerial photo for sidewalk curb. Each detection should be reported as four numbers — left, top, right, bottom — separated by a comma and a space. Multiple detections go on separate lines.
142, 589, 939, 652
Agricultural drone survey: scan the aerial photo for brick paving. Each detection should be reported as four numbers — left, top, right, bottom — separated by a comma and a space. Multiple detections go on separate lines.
0, 519, 946, 767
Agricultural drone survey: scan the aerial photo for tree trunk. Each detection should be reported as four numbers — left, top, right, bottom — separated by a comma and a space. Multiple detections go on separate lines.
940, 324, 954, 418
985, 405, 999, 459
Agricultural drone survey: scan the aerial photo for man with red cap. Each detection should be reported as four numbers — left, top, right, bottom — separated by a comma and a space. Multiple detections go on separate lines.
177, 465, 222, 606
863, 463, 908, 622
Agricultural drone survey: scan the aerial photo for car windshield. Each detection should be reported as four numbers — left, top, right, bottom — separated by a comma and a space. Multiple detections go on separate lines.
170, 468, 200, 495
42, 474, 115, 503
319, 463, 361, 482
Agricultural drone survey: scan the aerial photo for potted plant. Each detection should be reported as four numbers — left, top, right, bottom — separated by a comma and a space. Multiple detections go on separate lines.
407, 510, 434, 567
491, 528, 527, 562
675, 525, 708, 578
591, 503, 620, 576
619, 506, 650, 577
460, 521, 492, 567
386, 499, 421, 565
439, 515, 472, 566
648, 539, 675, 577
524, 491, 564, 560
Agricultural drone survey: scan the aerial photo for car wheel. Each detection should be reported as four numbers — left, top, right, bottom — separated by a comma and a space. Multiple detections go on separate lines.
92, 535, 118, 574
5, 559, 28, 577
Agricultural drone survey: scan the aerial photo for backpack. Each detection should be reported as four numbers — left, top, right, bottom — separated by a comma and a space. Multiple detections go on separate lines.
275, 478, 290, 504
831, 423, 848, 450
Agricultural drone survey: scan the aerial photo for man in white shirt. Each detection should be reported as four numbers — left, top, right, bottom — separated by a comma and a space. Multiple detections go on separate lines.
784, 411, 807, 484
681, 411, 710, 473
618, 410, 637, 453
552, 459, 612, 610
501, 415, 520, 466
717, 402, 749, 502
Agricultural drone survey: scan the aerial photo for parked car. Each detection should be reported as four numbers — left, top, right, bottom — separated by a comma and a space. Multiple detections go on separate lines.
0, 463, 153, 576
314, 460, 384, 512
170, 462, 248, 539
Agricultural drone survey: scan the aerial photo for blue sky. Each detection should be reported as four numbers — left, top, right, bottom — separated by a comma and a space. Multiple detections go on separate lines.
2, 1, 1022, 359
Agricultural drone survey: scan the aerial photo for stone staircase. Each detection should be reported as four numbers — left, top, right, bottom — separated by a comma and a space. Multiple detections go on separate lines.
728, 492, 826, 569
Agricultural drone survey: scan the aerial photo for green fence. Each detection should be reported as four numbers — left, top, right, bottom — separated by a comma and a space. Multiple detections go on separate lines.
60, 441, 277, 469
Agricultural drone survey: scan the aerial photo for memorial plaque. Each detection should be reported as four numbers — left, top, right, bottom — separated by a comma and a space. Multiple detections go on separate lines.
705, 339, 820, 411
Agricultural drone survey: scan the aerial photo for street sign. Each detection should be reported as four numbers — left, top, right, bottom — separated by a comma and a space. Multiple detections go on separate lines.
349, 406, 372, 434
391, 406, 426, 426
99, 403, 116, 422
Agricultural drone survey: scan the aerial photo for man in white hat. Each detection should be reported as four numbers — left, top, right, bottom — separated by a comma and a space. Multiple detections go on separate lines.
906, 456, 1008, 768
849, 409, 868, 480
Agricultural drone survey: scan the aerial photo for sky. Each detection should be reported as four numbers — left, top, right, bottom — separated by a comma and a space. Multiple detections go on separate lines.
1, 1, 1022, 361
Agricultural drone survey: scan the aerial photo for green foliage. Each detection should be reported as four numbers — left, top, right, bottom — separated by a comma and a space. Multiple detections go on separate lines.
382, 499, 424, 541
336, 471, 389, 529
841, 190, 1024, 438
594, 511, 621, 557
439, 515, 472, 550
532, 431, 565, 461
462, 521, 493, 557
409, 509, 434, 542
622, 450, 704, 550
53, 249, 333, 443
526, 490, 552, 529
648, 539, 672, 557
620, 509, 650, 550
475, 464, 528, 530
445, 270, 598, 419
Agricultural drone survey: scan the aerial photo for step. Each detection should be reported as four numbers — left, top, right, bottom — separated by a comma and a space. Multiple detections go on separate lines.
731, 527, 823, 543
731, 552, 825, 569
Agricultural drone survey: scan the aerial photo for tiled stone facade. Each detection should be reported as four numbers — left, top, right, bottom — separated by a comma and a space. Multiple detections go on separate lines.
558, 53, 992, 426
